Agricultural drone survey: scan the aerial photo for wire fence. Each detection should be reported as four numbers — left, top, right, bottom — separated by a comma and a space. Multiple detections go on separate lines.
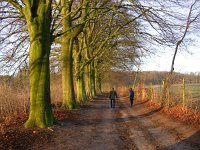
135, 79, 200, 110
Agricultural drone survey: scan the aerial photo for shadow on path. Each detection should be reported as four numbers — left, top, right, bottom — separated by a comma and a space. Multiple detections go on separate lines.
133, 100, 149, 106
60, 100, 163, 127
162, 130, 200, 150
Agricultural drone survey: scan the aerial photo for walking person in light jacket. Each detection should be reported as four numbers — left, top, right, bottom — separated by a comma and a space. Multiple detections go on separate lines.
109, 88, 118, 108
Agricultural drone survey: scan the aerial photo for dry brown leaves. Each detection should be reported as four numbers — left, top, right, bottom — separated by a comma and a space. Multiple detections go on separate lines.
145, 101, 200, 125
0, 107, 83, 150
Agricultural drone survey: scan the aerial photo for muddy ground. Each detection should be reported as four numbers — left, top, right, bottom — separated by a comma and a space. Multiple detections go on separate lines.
1, 93, 200, 150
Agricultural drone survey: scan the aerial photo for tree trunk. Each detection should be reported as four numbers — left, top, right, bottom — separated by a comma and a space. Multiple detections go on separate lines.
84, 60, 96, 99
76, 72, 87, 102
61, 38, 76, 109
90, 61, 96, 97
23, 1, 54, 128
95, 67, 101, 94
74, 38, 87, 102
60, 0, 88, 108
85, 64, 90, 98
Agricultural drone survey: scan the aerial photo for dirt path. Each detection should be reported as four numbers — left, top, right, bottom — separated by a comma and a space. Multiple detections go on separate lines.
33, 94, 200, 150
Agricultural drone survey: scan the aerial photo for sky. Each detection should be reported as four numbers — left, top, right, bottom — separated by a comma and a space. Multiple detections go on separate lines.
141, 45, 200, 74
138, 0, 200, 74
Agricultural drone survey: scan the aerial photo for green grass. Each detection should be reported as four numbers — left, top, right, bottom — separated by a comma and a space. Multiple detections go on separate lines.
151, 84, 200, 99
148, 84, 200, 109
185, 84, 200, 96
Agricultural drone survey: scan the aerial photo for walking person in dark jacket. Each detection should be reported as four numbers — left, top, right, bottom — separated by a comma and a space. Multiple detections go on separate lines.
130, 88, 134, 107
109, 88, 117, 108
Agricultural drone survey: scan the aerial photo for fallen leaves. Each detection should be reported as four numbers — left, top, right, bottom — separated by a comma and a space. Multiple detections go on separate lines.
145, 101, 200, 125
0, 127, 53, 150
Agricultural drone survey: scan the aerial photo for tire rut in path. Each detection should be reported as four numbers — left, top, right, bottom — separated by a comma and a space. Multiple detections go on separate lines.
83, 97, 123, 150
117, 98, 159, 150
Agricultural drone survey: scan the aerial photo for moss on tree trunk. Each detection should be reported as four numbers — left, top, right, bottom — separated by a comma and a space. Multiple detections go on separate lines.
95, 67, 101, 94
75, 60, 87, 102
76, 72, 87, 102
23, 1, 54, 128
75, 41, 87, 102
60, 0, 88, 108
61, 38, 76, 109
90, 61, 96, 97
25, 39, 53, 128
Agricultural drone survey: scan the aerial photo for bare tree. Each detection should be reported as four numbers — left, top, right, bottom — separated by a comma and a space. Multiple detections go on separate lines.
0, 2, 28, 75
170, 0, 200, 74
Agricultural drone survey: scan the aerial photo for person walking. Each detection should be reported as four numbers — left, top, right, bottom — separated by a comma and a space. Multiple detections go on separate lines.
109, 88, 117, 108
129, 88, 134, 107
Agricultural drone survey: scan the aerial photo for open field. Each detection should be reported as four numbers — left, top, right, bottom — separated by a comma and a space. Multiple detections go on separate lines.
152, 84, 200, 97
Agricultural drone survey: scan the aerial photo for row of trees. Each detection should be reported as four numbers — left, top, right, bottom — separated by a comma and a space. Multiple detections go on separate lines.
0, 0, 146, 128
0, 0, 199, 128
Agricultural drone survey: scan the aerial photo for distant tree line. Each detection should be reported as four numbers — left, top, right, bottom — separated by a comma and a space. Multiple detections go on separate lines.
102, 71, 200, 88
139, 71, 200, 85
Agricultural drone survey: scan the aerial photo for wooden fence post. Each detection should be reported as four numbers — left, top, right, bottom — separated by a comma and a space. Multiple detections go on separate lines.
149, 83, 153, 101
167, 85, 170, 108
160, 80, 165, 105
182, 78, 185, 108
